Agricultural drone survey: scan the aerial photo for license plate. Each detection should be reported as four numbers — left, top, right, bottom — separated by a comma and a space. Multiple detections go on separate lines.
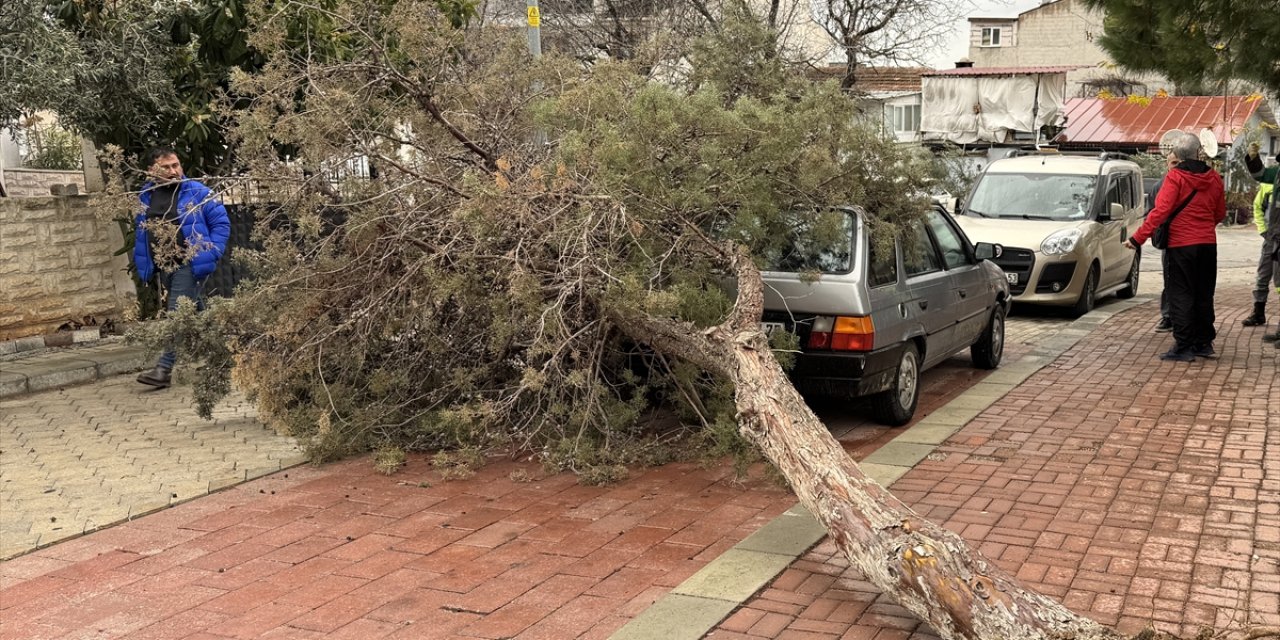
1006, 273, 1019, 285
760, 322, 786, 336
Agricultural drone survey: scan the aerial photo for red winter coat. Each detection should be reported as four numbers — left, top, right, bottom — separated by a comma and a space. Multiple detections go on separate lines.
1132, 161, 1226, 248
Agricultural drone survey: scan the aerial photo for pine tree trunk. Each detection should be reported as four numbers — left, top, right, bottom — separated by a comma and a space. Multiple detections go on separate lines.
611, 245, 1127, 640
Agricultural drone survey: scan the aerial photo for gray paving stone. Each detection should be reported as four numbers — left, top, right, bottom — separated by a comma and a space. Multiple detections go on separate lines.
0, 375, 301, 559
672, 548, 796, 602
0, 370, 27, 396
862, 441, 936, 468
609, 594, 738, 640
734, 505, 826, 557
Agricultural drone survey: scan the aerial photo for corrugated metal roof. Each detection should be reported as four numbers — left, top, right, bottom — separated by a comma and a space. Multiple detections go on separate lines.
1057, 96, 1265, 147
923, 65, 1083, 77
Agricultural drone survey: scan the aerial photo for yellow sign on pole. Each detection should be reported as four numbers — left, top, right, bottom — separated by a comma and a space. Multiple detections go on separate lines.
527, 6, 540, 27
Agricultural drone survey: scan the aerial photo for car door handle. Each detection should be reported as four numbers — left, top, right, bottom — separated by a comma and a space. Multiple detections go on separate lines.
918, 300, 928, 310
958, 288, 967, 299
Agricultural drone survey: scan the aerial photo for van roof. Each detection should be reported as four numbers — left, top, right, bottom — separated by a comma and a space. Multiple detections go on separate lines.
985, 155, 1140, 175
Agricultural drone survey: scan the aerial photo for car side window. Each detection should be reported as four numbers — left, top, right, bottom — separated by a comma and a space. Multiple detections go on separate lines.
925, 209, 972, 270
868, 235, 898, 287
903, 221, 943, 276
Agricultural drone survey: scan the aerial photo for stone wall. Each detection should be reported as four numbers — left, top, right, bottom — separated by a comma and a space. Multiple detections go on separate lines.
4, 169, 87, 198
0, 196, 136, 340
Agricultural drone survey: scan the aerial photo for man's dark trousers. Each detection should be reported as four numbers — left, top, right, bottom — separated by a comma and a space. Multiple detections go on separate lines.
1164, 244, 1217, 351
158, 264, 204, 370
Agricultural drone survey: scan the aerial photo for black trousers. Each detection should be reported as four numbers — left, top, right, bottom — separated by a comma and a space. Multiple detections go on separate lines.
1164, 244, 1217, 350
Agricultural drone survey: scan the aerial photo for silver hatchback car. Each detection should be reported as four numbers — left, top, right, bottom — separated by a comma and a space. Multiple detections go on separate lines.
760, 204, 1011, 425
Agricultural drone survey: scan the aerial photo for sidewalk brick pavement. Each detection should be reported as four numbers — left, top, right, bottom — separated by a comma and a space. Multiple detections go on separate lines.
0, 298, 1125, 639
709, 287, 1280, 639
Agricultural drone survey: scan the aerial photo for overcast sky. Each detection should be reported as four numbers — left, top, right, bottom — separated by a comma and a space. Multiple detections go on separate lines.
925, 0, 1046, 69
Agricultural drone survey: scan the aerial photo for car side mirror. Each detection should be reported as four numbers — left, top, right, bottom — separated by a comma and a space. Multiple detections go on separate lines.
950, 197, 961, 213
974, 242, 1002, 261
1109, 202, 1125, 220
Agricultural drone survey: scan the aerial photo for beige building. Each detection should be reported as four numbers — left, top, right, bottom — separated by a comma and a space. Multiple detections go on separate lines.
966, 0, 1171, 98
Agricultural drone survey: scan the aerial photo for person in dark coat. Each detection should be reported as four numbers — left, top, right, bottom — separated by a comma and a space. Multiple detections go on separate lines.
1243, 144, 1280, 345
1124, 133, 1227, 361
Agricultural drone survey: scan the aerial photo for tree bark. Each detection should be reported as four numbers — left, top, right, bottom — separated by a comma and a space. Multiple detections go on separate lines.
610, 245, 1127, 640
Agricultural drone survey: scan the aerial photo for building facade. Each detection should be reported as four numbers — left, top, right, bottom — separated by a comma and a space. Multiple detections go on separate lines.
966, 0, 1171, 98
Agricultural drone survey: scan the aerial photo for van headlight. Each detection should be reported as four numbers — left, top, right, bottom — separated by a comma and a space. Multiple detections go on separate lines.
1041, 229, 1083, 256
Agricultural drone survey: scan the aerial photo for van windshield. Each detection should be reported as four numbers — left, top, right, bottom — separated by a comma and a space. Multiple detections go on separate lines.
966, 173, 1097, 221
759, 210, 856, 274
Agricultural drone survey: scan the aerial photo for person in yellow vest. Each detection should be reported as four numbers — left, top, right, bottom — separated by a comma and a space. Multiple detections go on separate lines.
1243, 144, 1280, 344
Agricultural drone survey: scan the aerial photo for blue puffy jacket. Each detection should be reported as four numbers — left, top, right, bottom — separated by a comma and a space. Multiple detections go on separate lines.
134, 179, 231, 282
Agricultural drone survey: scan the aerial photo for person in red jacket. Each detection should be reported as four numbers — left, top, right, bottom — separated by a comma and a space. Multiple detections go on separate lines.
1124, 132, 1227, 361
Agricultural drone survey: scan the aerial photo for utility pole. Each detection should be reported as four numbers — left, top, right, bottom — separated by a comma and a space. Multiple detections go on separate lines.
526, 0, 541, 58
527, 0, 546, 146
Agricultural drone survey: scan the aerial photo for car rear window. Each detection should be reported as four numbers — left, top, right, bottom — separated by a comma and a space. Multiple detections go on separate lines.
758, 209, 856, 274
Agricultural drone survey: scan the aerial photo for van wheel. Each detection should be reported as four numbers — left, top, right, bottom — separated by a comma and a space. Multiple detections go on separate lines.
1116, 249, 1140, 299
872, 344, 920, 427
1071, 264, 1099, 318
971, 306, 1005, 370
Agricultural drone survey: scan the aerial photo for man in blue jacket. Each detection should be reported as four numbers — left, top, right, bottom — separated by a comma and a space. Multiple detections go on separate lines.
133, 147, 231, 388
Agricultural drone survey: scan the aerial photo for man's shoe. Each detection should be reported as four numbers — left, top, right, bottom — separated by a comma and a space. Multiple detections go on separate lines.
1155, 318, 1173, 333
136, 366, 172, 388
1191, 344, 1216, 358
1264, 329, 1280, 343
1159, 348, 1196, 362
1242, 302, 1266, 326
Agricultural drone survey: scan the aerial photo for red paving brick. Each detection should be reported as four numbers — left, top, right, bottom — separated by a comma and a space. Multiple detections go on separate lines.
711, 290, 1279, 639
7, 295, 1271, 639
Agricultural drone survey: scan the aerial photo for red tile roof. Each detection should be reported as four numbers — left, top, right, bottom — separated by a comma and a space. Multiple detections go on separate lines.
1057, 96, 1266, 147
807, 65, 932, 93
923, 65, 1083, 77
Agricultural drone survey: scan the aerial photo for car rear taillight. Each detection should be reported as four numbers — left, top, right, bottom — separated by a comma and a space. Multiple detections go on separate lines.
807, 315, 874, 352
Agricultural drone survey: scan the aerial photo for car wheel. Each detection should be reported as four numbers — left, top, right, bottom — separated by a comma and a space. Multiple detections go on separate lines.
1116, 248, 1140, 299
971, 306, 1005, 370
872, 343, 920, 427
1070, 264, 1099, 318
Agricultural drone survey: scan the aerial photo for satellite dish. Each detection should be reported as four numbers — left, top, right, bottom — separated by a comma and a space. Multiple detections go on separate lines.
1158, 129, 1182, 155
1199, 128, 1219, 159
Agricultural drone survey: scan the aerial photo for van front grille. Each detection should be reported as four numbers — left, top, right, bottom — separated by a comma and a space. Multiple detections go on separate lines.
994, 247, 1035, 295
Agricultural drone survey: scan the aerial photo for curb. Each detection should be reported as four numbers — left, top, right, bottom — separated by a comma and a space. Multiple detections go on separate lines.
609, 294, 1158, 640
0, 341, 152, 399
0, 327, 111, 356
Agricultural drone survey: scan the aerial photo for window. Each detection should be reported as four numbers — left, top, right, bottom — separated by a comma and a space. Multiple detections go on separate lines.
1105, 172, 1134, 213
966, 173, 1098, 221
903, 222, 943, 276
891, 104, 921, 134
925, 210, 972, 270
868, 234, 898, 287
981, 27, 1002, 47
757, 209, 856, 274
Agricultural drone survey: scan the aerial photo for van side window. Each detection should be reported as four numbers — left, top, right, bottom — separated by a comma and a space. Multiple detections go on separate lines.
868, 236, 897, 287
925, 210, 972, 269
1106, 173, 1133, 211
903, 221, 943, 276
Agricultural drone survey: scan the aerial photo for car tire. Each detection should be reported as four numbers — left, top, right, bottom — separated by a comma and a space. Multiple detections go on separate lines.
971, 306, 1005, 370
1071, 264, 1099, 318
1116, 248, 1140, 299
872, 343, 920, 427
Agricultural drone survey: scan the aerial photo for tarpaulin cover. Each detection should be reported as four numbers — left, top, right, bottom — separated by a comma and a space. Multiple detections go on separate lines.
920, 73, 1067, 144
